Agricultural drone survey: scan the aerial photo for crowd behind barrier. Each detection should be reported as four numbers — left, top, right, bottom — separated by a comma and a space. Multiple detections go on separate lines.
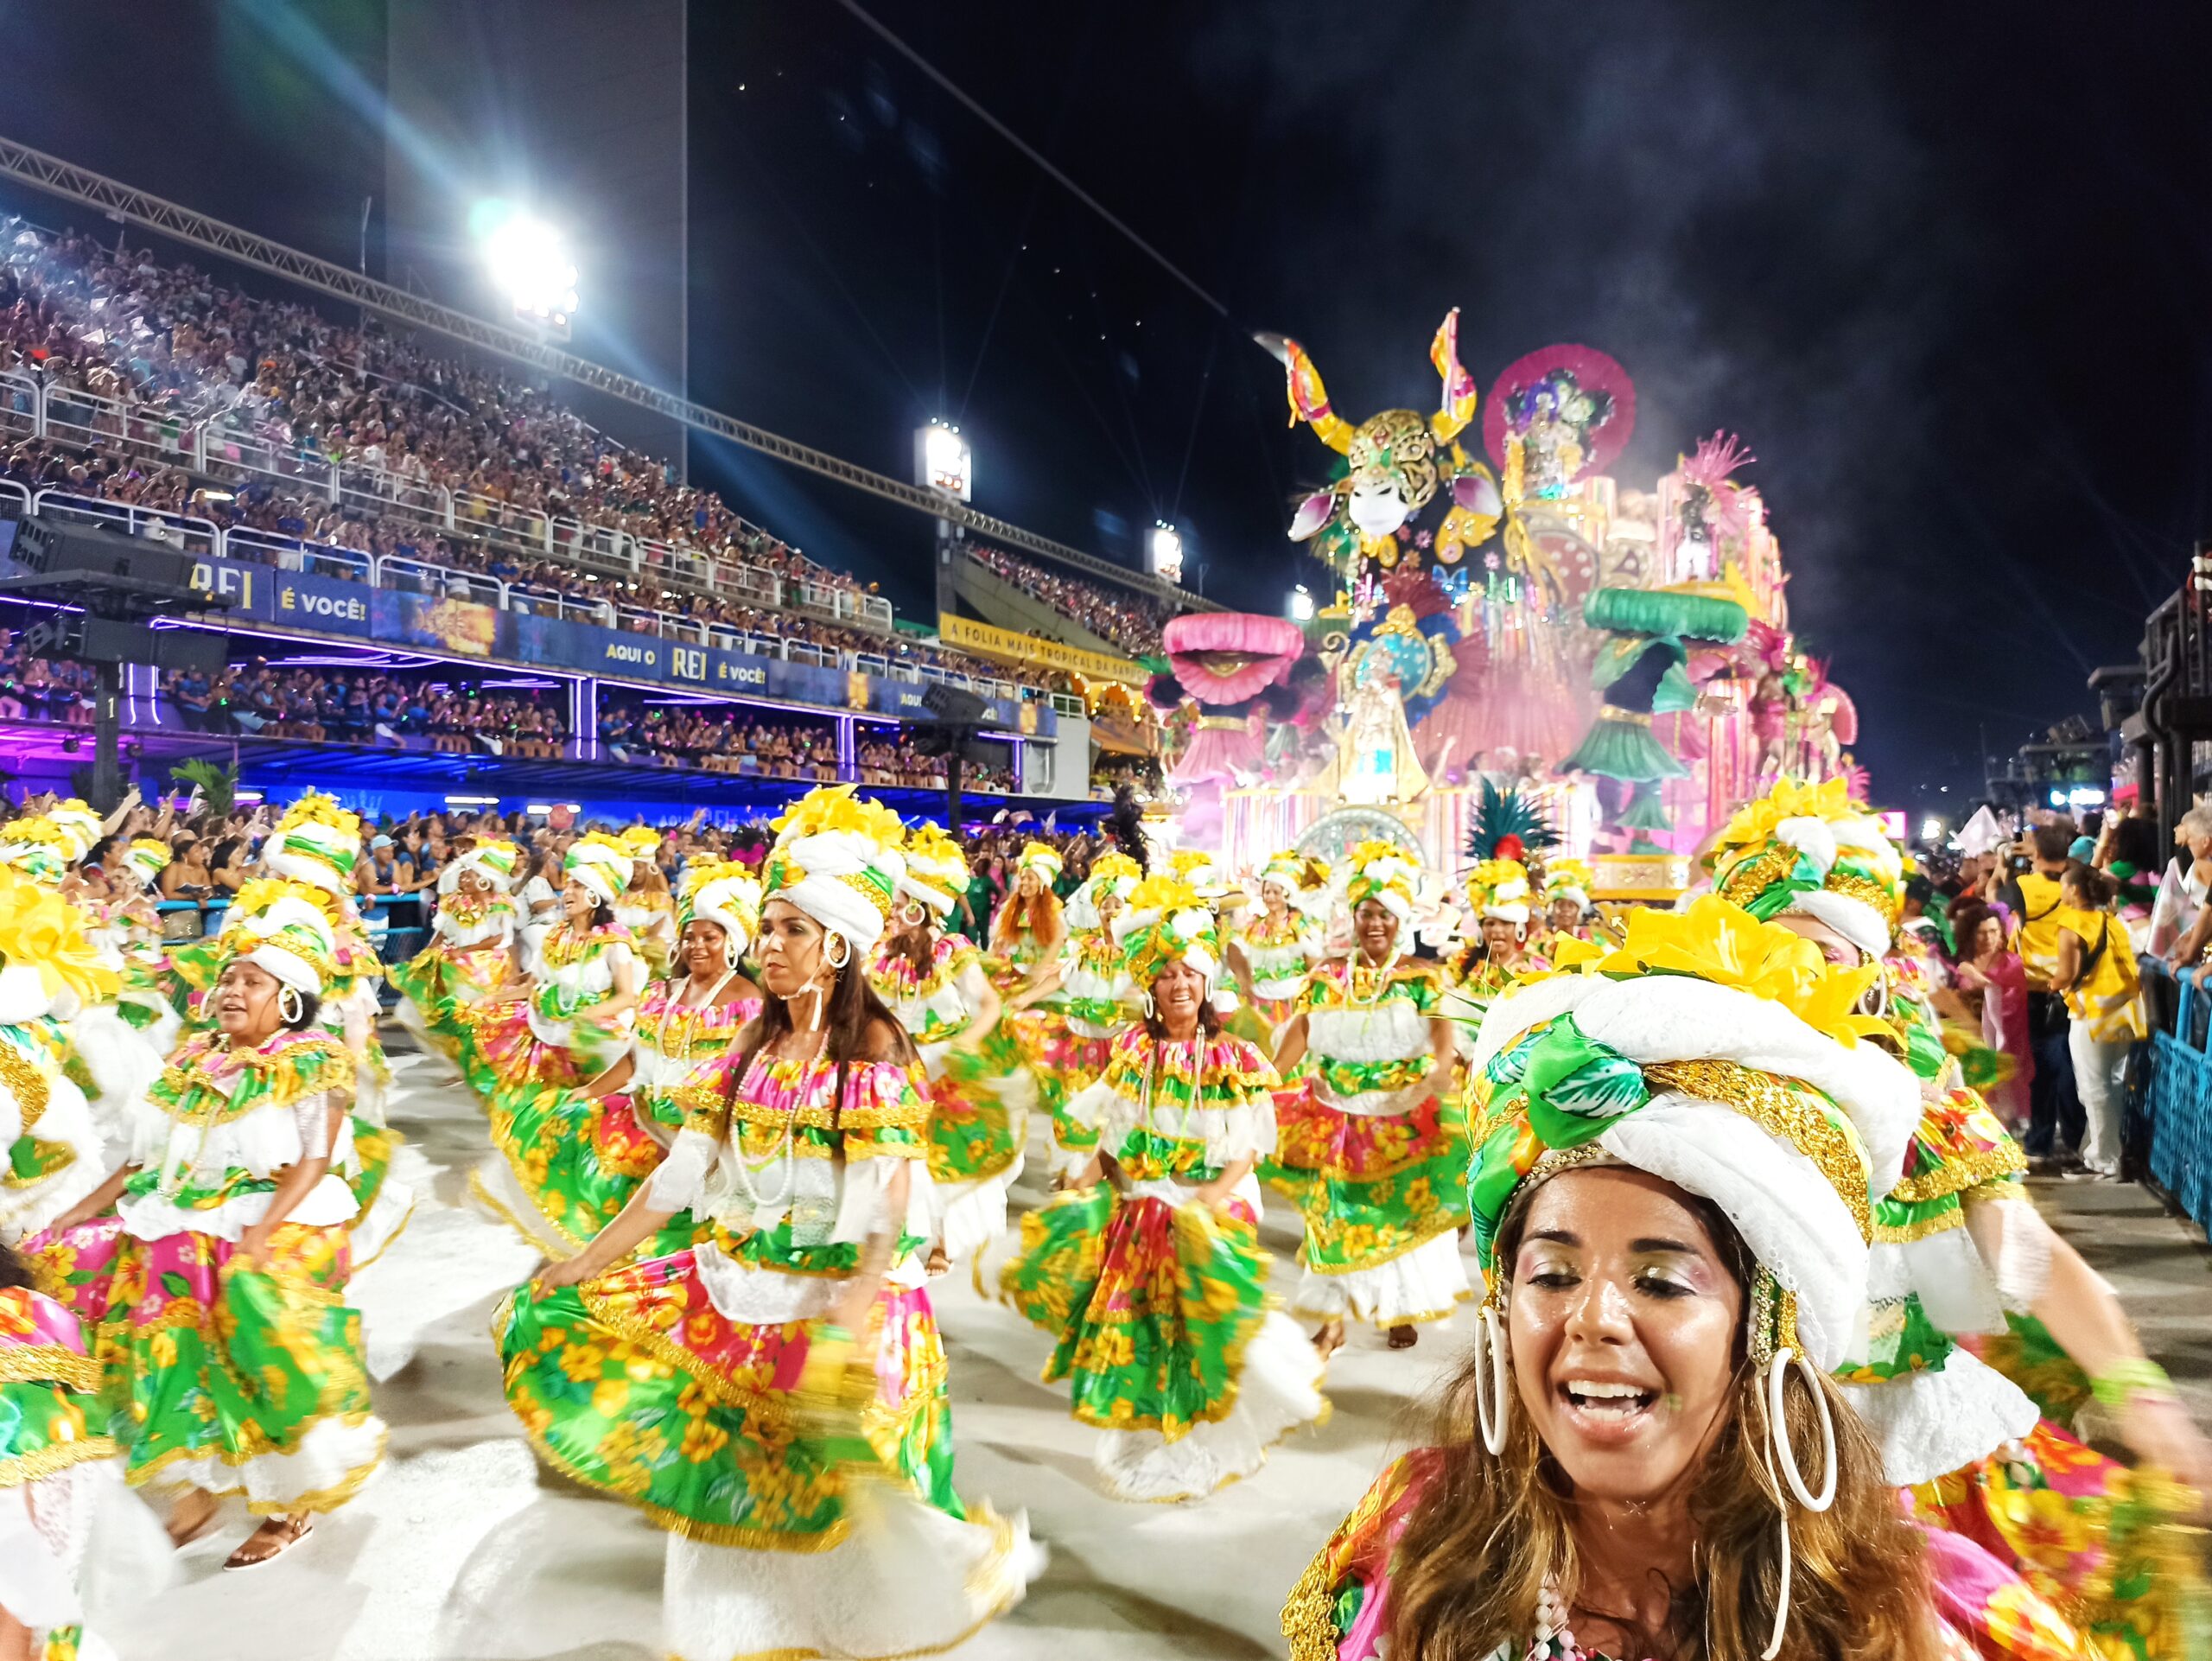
53, 796, 1118, 977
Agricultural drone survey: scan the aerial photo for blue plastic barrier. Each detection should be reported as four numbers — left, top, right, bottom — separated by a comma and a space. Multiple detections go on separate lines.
2145, 964, 2212, 1228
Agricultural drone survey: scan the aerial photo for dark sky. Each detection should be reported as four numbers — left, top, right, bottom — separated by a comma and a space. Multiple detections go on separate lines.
5, 2, 2211, 814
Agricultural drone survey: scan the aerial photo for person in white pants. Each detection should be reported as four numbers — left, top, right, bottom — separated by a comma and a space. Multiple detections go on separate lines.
2053, 862, 2149, 1178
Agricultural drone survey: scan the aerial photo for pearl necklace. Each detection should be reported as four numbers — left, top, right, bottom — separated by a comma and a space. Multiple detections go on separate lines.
728, 1038, 824, 1211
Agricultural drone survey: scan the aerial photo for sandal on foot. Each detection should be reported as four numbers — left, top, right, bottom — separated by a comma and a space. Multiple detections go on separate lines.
1387, 1324, 1419, 1351
224, 1514, 314, 1571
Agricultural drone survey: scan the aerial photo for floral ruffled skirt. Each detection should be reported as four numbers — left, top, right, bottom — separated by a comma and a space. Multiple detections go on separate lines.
494, 1241, 1036, 1661
1910, 1419, 2211, 1660
100, 1222, 385, 1514
1273, 1083, 1471, 1326
996, 1185, 1325, 1499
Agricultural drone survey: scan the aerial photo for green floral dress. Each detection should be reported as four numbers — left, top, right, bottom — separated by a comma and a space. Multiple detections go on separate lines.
1276, 958, 1471, 1328
996, 1026, 1323, 1499
495, 1047, 1034, 1661
100, 1028, 385, 1514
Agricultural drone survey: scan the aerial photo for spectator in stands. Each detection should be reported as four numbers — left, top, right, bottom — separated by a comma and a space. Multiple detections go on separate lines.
160, 834, 215, 903
207, 836, 251, 896
357, 832, 414, 900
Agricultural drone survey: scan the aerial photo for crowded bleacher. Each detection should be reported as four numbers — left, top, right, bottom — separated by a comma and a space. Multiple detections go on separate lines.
0, 220, 1179, 811
967, 541, 1174, 656
0, 224, 1083, 696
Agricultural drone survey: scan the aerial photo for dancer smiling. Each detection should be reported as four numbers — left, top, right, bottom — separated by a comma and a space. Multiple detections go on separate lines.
1285, 897, 2091, 1661
1273, 841, 1470, 1355
66, 884, 385, 1569
998, 874, 1325, 1500
497, 786, 1035, 1661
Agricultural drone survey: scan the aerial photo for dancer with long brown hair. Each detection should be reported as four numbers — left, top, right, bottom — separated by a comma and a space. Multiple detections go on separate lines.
1286, 898, 2086, 1661
496, 786, 1035, 1661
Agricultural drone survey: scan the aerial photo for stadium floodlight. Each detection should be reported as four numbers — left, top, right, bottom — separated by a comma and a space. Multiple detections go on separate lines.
1287, 583, 1315, 621
479, 206, 579, 337
1147, 522, 1184, 584
915, 420, 972, 501
1920, 816, 1942, 843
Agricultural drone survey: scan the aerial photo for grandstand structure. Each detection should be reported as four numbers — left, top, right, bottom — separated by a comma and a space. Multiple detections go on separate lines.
0, 134, 1203, 816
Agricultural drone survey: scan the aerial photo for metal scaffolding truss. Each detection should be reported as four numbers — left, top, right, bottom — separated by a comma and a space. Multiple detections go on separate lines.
0, 134, 1209, 608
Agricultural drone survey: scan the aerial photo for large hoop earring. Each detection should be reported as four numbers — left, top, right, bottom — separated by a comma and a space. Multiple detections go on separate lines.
1863, 964, 1891, 1019
1754, 1346, 1837, 1661
1765, 1347, 1837, 1511
823, 932, 851, 971
723, 937, 744, 971
276, 984, 304, 1027
1140, 990, 1156, 1018
1471, 1304, 1511, 1454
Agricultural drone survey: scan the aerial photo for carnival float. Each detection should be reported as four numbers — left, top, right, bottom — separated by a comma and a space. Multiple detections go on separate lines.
1141, 310, 1866, 906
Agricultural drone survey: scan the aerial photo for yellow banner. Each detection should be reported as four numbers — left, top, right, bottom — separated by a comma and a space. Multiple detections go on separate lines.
936, 613, 1147, 686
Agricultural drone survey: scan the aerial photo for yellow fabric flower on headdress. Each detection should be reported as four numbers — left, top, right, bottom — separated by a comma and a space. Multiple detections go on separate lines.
1542, 857, 1594, 906
678, 857, 764, 945
1018, 840, 1065, 883
127, 837, 174, 871
1712, 775, 1857, 856
276, 791, 359, 835
771, 786, 906, 850
1116, 875, 1224, 986
43, 799, 101, 860
618, 825, 662, 860
226, 876, 340, 929
1580, 894, 1887, 1048
1260, 851, 1330, 899
1338, 838, 1421, 919
1090, 850, 1144, 889
573, 830, 632, 861
1465, 858, 1534, 920
904, 823, 966, 876
0, 864, 118, 1006
1707, 775, 1904, 960
0, 817, 74, 884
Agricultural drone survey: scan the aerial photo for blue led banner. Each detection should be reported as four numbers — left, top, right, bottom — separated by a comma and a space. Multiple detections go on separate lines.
140, 556, 1050, 735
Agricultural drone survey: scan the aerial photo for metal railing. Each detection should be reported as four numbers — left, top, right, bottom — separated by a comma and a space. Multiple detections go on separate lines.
1, 487, 1049, 709
0, 364, 896, 633
29, 487, 221, 554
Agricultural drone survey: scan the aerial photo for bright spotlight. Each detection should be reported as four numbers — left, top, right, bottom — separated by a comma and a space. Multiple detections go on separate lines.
1920, 816, 1942, 843
1287, 583, 1315, 621
480, 207, 579, 337
914, 420, 972, 500
1147, 522, 1184, 583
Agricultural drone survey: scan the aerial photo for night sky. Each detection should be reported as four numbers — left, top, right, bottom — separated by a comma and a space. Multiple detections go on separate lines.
5, 1, 2211, 815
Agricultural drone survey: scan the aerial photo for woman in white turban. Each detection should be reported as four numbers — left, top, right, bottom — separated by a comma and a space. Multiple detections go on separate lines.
498, 787, 1037, 1661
